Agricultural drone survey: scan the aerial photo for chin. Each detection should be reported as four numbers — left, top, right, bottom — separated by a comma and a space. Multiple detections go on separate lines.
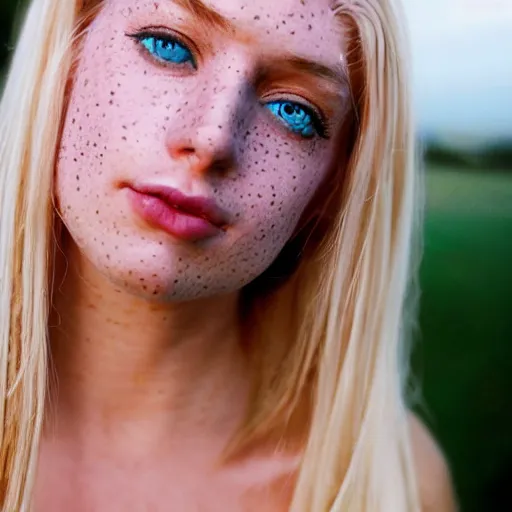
60, 221, 282, 303
76, 242, 243, 303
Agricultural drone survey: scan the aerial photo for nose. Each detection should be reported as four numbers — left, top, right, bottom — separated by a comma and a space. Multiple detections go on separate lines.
166, 123, 236, 176
165, 83, 249, 176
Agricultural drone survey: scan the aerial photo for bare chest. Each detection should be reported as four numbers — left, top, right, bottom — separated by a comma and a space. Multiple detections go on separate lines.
34, 450, 295, 512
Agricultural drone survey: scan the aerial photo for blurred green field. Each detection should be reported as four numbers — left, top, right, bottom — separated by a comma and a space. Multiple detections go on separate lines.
418, 166, 512, 512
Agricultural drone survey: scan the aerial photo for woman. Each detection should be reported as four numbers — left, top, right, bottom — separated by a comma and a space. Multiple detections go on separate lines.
0, 0, 455, 510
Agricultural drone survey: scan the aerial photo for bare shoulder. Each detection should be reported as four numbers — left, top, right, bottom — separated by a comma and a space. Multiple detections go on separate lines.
408, 413, 458, 512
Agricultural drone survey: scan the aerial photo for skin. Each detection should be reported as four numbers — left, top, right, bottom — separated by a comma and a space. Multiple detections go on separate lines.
38, 0, 345, 510
34, 0, 455, 510
56, 0, 347, 302
409, 416, 458, 512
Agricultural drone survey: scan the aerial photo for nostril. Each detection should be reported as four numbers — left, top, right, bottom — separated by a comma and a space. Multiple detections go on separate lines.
210, 153, 236, 176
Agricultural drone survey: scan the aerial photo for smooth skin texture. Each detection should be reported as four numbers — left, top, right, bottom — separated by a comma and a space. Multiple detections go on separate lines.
410, 415, 458, 512
35, 0, 456, 510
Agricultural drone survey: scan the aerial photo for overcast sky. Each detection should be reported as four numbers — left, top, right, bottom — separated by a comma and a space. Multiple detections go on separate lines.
404, 0, 512, 138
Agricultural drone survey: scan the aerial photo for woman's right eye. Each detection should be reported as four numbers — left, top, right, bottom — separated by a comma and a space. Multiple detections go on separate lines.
135, 34, 196, 69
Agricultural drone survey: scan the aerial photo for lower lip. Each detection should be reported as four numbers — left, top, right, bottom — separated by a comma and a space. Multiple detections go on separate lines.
127, 189, 221, 241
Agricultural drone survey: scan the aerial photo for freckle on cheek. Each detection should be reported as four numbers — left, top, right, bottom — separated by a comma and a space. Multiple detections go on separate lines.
54, 0, 334, 299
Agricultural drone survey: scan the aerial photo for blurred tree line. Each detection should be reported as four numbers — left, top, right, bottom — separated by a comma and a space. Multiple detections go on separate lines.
0, 0, 18, 70
425, 140, 512, 171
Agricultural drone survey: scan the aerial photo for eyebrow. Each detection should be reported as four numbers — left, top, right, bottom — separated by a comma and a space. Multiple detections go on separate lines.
279, 55, 349, 91
169, 0, 348, 90
170, 0, 234, 32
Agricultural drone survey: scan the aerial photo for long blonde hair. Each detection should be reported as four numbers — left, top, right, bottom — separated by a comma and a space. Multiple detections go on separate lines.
0, 0, 422, 510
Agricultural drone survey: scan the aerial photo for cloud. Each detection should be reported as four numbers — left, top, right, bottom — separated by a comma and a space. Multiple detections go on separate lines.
404, 0, 512, 137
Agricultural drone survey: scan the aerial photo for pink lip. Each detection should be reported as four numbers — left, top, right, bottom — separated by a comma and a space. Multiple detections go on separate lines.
126, 184, 228, 241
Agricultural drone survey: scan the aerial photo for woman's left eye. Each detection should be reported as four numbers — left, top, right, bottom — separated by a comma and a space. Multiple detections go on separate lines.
136, 34, 196, 68
265, 101, 326, 139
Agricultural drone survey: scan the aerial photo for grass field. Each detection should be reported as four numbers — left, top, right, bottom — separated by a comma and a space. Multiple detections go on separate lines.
417, 166, 512, 511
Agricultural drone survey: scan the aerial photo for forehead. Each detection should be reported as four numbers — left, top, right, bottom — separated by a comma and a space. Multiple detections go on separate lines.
107, 0, 343, 68
192, 0, 340, 35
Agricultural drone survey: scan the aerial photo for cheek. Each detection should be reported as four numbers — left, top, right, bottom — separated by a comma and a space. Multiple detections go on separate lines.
55, 85, 113, 242
55, 32, 161, 216
238, 136, 329, 228
228, 136, 331, 271
54, 35, 144, 257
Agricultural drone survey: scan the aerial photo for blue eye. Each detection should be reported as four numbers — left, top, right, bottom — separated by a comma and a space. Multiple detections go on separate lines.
265, 101, 323, 139
138, 34, 195, 68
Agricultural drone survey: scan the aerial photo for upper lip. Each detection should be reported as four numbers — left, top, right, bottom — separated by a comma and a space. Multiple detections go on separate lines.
129, 183, 228, 230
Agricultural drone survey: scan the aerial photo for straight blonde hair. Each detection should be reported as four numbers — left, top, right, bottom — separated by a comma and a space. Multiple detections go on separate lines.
0, 0, 422, 510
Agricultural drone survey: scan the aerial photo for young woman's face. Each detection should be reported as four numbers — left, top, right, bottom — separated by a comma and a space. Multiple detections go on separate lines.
56, 0, 348, 300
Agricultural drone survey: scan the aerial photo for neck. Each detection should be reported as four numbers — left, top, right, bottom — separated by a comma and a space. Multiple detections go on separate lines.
48, 240, 249, 458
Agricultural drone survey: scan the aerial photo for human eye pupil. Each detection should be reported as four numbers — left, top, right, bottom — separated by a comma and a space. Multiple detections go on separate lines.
139, 35, 194, 67
266, 100, 318, 139
284, 103, 295, 116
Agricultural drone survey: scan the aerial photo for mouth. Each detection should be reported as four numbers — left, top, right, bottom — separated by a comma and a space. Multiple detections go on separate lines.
133, 183, 227, 228
125, 183, 228, 241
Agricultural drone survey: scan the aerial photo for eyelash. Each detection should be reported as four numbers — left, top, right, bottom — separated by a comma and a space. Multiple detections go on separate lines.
127, 30, 329, 140
128, 29, 198, 69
